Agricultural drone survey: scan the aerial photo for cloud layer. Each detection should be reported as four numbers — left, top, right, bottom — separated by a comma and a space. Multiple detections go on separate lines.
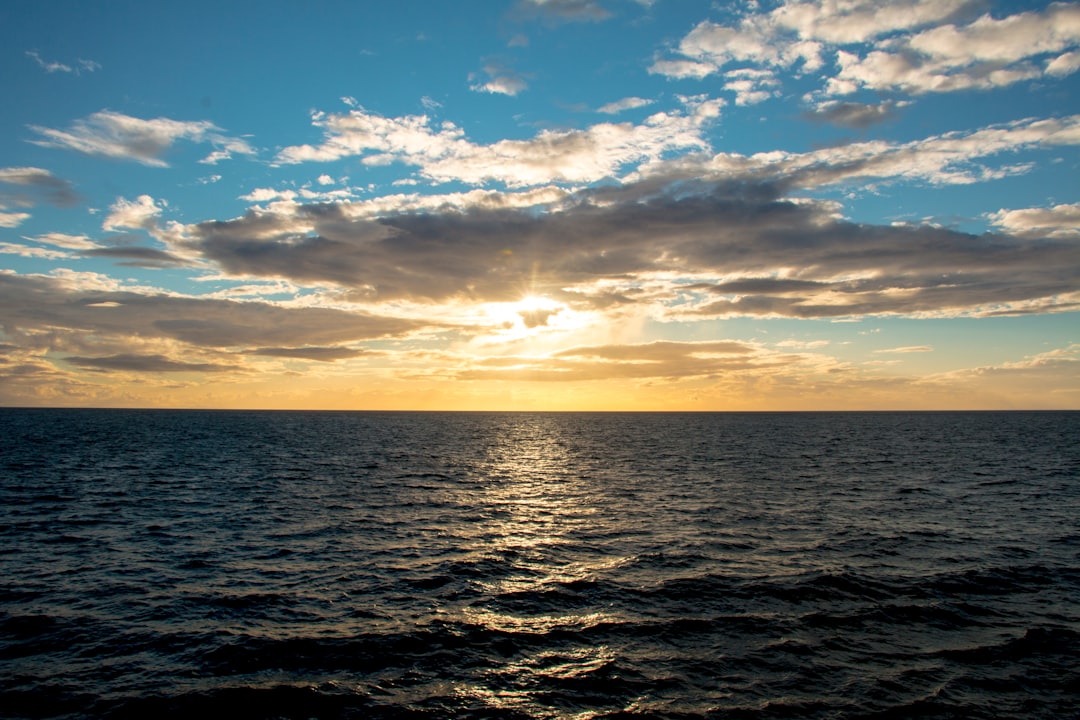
650, 1, 1080, 104
186, 176, 1079, 319
29, 111, 255, 166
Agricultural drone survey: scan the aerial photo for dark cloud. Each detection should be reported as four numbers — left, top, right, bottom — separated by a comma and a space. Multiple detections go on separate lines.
0, 274, 428, 354
519, 307, 561, 328
65, 353, 236, 373
455, 339, 778, 382
0, 167, 81, 208
689, 278, 829, 294
803, 101, 901, 129
691, 264, 1080, 319
186, 178, 1080, 318
82, 246, 189, 267
248, 346, 366, 361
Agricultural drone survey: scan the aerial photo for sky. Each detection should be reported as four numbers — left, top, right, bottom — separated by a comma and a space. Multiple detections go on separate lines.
0, 0, 1078, 410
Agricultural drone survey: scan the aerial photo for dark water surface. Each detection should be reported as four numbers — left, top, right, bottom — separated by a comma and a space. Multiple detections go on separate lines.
1, 410, 1078, 719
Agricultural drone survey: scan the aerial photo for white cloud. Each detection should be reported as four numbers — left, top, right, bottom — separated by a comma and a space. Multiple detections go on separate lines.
909, 6, 1080, 65
24, 232, 98, 250
649, 14, 822, 80
1047, 49, 1080, 76
597, 96, 655, 114
470, 63, 529, 96
0, 212, 32, 228
679, 114, 1080, 191
0, 242, 70, 259
989, 202, 1080, 238
770, 0, 977, 44
102, 195, 165, 232
653, 1, 1080, 99
724, 68, 780, 105
25, 51, 100, 75
276, 96, 724, 187
828, 3, 1080, 95
26, 50, 72, 73
875, 346, 934, 354
648, 58, 715, 79
29, 110, 255, 167
776, 339, 830, 349
199, 136, 256, 165
240, 187, 297, 203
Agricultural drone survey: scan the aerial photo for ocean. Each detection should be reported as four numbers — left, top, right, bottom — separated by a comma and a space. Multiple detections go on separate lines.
1, 409, 1077, 719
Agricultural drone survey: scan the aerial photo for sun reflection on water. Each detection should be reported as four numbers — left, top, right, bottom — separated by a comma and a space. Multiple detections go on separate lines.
446, 414, 639, 716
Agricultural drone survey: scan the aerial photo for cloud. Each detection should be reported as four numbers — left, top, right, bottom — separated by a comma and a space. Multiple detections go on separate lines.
0, 166, 81, 209
1047, 49, 1080, 77
723, 68, 781, 105
28, 110, 255, 167
0, 272, 428, 360
199, 136, 257, 165
453, 339, 771, 382
651, 1, 1080, 99
597, 96, 655, 114
248, 346, 367, 362
649, 14, 823, 80
64, 353, 237, 373
26, 51, 102, 75
776, 339, 830, 349
24, 233, 98, 250
874, 346, 934, 354
923, 344, 1080, 406
684, 114, 1080, 190
989, 202, 1080, 239
0, 212, 31, 228
648, 58, 716, 80
828, 4, 1080, 95
0, 167, 80, 227
102, 194, 164, 231
82, 246, 189, 268
512, 0, 612, 25
185, 160, 1080, 319
770, 0, 979, 45
803, 100, 903, 129
0, 242, 71, 259
275, 96, 723, 186
470, 63, 529, 96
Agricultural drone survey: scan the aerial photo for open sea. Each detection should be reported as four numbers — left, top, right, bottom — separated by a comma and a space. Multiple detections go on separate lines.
1, 409, 1078, 719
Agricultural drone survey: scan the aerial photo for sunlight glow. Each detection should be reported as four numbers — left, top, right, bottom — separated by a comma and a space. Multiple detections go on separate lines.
481, 294, 580, 341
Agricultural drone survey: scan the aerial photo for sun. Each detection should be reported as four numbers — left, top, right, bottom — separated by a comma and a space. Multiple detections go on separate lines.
479, 294, 578, 340
513, 294, 562, 327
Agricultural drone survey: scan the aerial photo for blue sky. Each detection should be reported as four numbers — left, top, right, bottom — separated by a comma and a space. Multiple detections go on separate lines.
1, 0, 1078, 409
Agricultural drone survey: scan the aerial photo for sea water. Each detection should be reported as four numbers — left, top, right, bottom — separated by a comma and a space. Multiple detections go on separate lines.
1, 410, 1077, 718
